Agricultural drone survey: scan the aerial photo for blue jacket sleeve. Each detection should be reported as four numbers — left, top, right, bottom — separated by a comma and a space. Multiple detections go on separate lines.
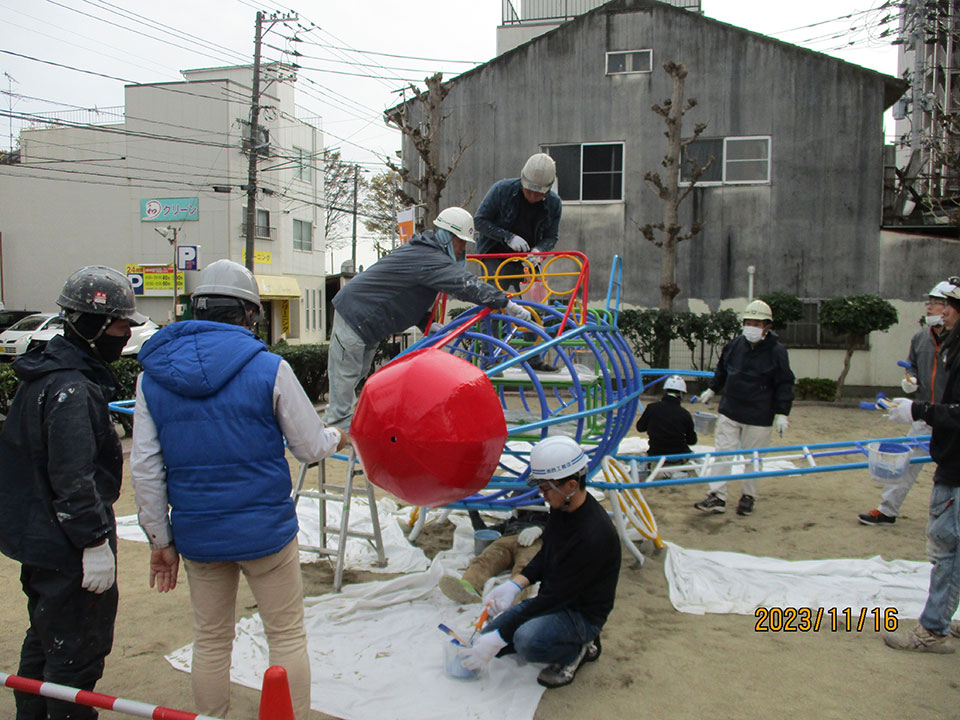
474, 181, 513, 245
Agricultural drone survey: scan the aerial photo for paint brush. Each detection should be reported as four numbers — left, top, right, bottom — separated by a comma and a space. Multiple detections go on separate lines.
437, 623, 470, 647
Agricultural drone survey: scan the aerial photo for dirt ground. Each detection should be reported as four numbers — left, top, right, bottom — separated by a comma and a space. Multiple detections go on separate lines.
1, 402, 957, 719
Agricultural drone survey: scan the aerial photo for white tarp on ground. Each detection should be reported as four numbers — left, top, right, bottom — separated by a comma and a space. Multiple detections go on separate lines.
663, 542, 958, 620
164, 513, 546, 720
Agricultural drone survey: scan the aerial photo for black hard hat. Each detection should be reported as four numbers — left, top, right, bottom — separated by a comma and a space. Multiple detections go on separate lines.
57, 265, 147, 325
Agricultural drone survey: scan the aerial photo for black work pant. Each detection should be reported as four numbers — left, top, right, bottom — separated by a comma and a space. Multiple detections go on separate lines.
16, 561, 117, 720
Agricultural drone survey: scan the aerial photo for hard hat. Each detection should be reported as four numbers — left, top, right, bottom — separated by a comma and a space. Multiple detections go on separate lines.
527, 436, 589, 486
663, 375, 687, 393
520, 153, 556, 194
433, 207, 476, 244
929, 280, 957, 299
944, 276, 960, 302
742, 299, 773, 322
193, 259, 261, 306
57, 265, 146, 325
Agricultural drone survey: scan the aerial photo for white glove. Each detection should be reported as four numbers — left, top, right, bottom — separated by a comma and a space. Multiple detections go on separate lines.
504, 301, 532, 323
774, 414, 789, 437
458, 630, 508, 671
517, 526, 543, 547
483, 579, 522, 614
507, 234, 530, 253
901, 376, 918, 394
886, 398, 915, 425
526, 250, 543, 266
698, 389, 715, 405
82, 542, 115, 594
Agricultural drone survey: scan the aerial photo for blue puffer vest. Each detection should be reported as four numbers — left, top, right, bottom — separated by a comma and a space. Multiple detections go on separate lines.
138, 321, 297, 562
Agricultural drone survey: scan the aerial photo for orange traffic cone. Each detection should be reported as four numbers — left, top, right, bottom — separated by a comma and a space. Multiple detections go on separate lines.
258, 665, 295, 720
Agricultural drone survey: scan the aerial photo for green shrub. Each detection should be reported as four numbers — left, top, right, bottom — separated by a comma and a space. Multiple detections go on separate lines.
795, 377, 837, 401
0, 362, 18, 418
269, 342, 329, 402
758, 292, 803, 331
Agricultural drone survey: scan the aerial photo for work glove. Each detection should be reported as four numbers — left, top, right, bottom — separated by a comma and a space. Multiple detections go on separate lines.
458, 630, 508, 671
82, 542, 116, 594
774, 414, 789, 437
507, 234, 530, 253
504, 301, 532, 323
885, 398, 914, 425
526, 250, 543, 266
483, 579, 522, 614
901, 376, 918, 394
517, 526, 543, 547
697, 389, 715, 405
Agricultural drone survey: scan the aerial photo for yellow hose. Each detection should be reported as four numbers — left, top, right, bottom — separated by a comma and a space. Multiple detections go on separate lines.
600, 456, 666, 549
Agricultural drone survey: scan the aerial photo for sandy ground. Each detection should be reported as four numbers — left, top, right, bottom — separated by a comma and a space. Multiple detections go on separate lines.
1, 402, 957, 719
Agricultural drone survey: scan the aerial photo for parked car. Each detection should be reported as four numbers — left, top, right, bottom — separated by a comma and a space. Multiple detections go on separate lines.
26, 318, 160, 360
0, 313, 64, 361
0, 309, 43, 333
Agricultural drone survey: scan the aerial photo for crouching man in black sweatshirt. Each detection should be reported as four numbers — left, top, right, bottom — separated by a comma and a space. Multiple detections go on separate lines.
458, 436, 621, 688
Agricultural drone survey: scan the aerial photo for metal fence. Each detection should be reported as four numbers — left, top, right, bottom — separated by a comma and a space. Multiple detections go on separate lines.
502, 0, 700, 24
23, 106, 124, 129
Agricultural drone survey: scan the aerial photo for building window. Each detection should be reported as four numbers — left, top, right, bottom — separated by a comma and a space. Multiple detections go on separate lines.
242, 208, 274, 239
542, 142, 624, 202
294, 147, 312, 182
293, 219, 313, 252
680, 136, 771, 185
778, 299, 868, 350
606, 50, 652, 75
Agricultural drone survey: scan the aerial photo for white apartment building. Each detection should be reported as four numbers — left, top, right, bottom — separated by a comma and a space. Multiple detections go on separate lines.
0, 63, 328, 344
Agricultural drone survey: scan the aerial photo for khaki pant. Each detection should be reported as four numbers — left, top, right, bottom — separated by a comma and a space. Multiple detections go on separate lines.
707, 414, 772, 501
183, 538, 311, 720
463, 535, 541, 593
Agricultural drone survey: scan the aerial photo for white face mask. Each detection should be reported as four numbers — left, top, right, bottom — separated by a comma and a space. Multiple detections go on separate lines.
926, 314, 943, 327
742, 326, 765, 344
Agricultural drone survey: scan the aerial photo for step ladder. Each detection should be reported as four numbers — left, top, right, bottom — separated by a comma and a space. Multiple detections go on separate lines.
292, 447, 386, 592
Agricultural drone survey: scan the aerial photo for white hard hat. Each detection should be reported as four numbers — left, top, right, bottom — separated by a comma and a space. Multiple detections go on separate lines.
434, 207, 476, 244
929, 280, 958, 299
520, 153, 556, 194
527, 436, 589, 486
742, 299, 773, 322
194, 259, 261, 306
664, 375, 687, 393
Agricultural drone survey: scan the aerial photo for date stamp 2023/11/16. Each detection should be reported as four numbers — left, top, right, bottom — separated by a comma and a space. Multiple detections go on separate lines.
754, 607, 899, 633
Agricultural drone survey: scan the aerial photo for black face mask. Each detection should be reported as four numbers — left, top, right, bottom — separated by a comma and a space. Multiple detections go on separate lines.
94, 333, 128, 363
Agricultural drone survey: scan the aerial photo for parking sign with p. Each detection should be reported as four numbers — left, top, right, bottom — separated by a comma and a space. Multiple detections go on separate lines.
177, 245, 199, 271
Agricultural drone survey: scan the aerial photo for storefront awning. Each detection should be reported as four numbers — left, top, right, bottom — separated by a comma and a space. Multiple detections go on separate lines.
256, 275, 301, 299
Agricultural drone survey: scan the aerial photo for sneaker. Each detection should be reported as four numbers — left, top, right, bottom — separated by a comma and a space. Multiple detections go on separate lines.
527, 357, 559, 373
537, 643, 589, 688
951, 620, 960, 639
438, 575, 482, 605
883, 623, 955, 653
858, 509, 896, 526
736, 495, 755, 516
584, 635, 602, 663
694, 493, 726, 513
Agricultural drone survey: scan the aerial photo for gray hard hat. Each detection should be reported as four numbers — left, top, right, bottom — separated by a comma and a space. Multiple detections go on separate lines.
57, 265, 146, 325
521, 153, 557, 194
193, 259, 261, 307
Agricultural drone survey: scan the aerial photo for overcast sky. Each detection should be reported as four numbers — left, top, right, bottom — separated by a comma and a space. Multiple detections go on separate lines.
0, 1, 900, 268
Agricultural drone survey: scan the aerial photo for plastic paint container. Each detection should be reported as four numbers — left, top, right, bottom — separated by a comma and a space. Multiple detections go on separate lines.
443, 639, 480, 680
473, 529, 501, 555
867, 442, 911, 484
693, 411, 718, 435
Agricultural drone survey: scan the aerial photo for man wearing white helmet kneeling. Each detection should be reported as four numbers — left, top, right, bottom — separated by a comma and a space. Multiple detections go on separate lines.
458, 436, 621, 688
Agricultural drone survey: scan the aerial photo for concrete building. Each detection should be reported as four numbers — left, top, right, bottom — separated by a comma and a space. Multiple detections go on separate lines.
392, 0, 960, 387
0, 63, 327, 344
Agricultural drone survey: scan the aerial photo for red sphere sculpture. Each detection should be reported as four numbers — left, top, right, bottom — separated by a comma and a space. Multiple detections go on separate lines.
350, 348, 508, 507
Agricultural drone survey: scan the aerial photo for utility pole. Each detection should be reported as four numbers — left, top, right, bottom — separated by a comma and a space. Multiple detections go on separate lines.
351, 164, 359, 271
3, 72, 17, 152
155, 226, 179, 322
244, 10, 297, 272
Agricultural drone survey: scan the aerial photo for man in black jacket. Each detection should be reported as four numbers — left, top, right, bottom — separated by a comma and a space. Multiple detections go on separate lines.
0, 266, 144, 719
636, 374, 697, 459
458, 436, 620, 689
694, 300, 795, 516
883, 280, 960, 653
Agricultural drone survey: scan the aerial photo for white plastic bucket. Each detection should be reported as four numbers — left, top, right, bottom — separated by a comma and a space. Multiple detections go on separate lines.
443, 638, 480, 680
867, 442, 911, 484
693, 411, 718, 435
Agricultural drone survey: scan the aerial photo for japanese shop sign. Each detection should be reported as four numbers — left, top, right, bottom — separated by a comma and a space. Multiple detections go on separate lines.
140, 197, 199, 222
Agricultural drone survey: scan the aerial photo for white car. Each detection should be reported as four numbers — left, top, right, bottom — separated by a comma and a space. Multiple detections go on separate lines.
0, 313, 64, 361
14, 317, 160, 360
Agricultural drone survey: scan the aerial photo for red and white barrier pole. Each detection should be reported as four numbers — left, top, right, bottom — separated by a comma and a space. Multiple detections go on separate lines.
0, 672, 223, 720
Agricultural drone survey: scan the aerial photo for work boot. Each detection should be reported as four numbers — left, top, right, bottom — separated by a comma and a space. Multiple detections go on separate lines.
858, 509, 896, 526
883, 623, 955, 653
438, 575, 482, 605
950, 620, 960, 639
694, 492, 725, 513
584, 635, 602, 662
736, 495, 755, 516
537, 643, 590, 688
527, 357, 558, 373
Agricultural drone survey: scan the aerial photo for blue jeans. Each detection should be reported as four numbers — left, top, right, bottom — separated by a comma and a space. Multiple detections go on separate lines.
483, 599, 599, 666
322, 312, 378, 432
919, 479, 960, 636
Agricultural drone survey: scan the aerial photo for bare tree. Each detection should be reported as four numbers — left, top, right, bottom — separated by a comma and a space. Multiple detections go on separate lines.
638, 61, 711, 311
384, 72, 471, 229
362, 170, 403, 257
322, 149, 362, 250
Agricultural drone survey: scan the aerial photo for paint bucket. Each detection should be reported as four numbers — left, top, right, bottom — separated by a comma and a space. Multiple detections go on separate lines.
867, 442, 911, 484
473, 529, 501, 555
443, 638, 480, 680
693, 411, 718, 435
